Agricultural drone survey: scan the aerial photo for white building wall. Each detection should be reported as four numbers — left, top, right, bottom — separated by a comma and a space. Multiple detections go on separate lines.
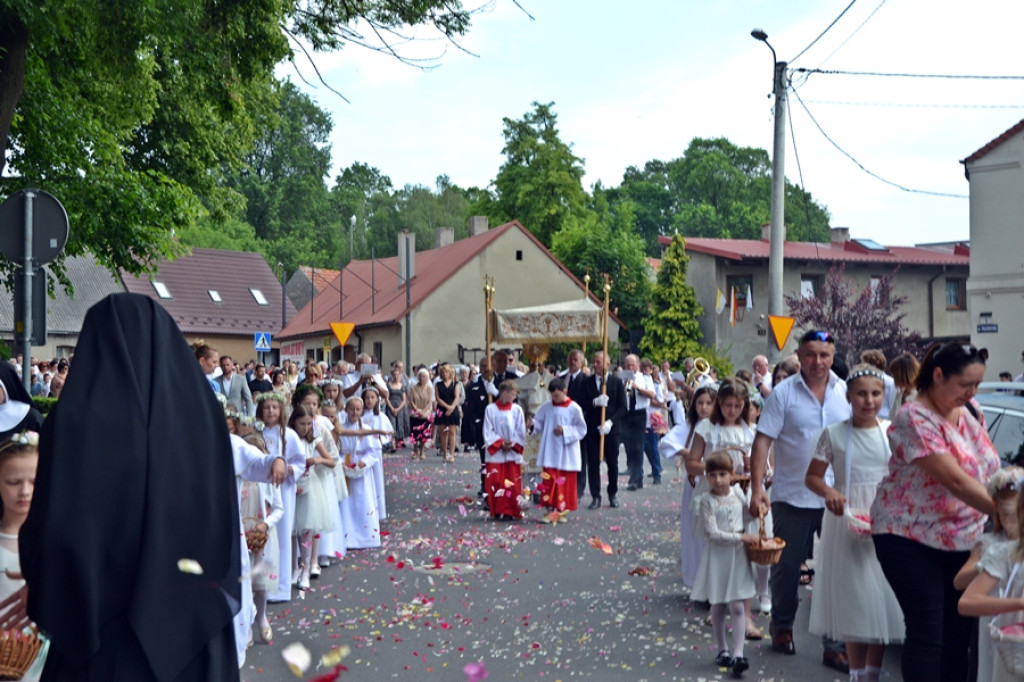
966, 129, 1024, 380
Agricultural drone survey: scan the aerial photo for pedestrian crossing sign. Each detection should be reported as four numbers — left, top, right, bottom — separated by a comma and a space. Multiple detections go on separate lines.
254, 332, 272, 352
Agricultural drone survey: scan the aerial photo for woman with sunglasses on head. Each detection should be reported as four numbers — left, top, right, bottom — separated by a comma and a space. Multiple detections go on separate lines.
871, 342, 1000, 682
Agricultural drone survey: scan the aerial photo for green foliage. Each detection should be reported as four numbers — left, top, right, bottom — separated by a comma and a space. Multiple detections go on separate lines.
31, 396, 57, 415
550, 188, 651, 339
0, 0, 475, 282
639, 235, 705, 365
694, 343, 734, 380
613, 137, 831, 255
489, 102, 588, 247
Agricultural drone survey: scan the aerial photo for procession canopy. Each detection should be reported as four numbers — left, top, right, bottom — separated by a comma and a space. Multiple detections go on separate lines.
492, 298, 603, 344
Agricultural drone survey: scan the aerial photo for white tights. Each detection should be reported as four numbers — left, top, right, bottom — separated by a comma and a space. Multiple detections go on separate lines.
711, 600, 746, 657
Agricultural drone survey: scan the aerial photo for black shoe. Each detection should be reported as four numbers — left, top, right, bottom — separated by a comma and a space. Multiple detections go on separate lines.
652, 478, 662, 485
626, 483, 638, 491
588, 497, 601, 510
608, 496, 619, 508
731, 656, 749, 676
714, 650, 732, 668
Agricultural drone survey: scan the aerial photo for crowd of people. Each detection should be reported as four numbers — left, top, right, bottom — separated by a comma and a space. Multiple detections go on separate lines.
0, 292, 1021, 681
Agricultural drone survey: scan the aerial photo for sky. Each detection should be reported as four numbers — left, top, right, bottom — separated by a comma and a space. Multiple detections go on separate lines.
284, 0, 1024, 247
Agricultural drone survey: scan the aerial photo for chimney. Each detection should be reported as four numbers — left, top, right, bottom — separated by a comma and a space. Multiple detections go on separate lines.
435, 226, 455, 248
398, 230, 415, 285
761, 223, 771, 241
468, 216, 489, 237
831, 227, 850, 244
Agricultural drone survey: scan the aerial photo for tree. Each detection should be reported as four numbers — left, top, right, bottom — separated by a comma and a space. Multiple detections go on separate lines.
785, 265, 923, 367
639, 234, 705, 365
489, 102, 588, 247
613, 137, 831, 254
0, 0, 476, 277
550, 188, 650, 339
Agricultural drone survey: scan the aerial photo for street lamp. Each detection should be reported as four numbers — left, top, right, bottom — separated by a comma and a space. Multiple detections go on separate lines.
751, 28, 787, 361
349, 214, 356, 263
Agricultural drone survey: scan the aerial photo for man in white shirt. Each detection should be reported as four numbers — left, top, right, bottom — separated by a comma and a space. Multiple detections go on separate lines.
750, 330, 851, 673
752, 354, 773, 398
622, 354, 658, 490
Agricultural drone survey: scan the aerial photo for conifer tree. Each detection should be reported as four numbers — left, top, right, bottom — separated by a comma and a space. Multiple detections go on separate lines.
639, 234, 705, 364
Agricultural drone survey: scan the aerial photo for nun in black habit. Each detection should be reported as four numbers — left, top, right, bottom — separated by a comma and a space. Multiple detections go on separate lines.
0, 362, 45, 441
20, 293, 242, 681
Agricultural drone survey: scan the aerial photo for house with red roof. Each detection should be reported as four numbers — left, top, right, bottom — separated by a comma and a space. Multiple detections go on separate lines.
277, 218, 622, 369
963, 117, 1024, 379
658, 227, 970, 366
121, 248, 296, 365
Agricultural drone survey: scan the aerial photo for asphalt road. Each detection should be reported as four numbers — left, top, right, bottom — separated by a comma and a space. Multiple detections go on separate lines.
242, 447, 903, 681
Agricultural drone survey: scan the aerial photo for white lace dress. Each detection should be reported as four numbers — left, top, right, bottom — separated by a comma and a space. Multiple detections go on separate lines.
689, 486, 756, 604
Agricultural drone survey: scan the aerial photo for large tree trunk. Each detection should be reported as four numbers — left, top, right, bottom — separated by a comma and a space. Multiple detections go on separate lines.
0, 13, 28, 178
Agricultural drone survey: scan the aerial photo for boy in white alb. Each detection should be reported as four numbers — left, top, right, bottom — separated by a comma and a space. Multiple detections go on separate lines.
532, 377, 587, 517
482, 380, 527, 520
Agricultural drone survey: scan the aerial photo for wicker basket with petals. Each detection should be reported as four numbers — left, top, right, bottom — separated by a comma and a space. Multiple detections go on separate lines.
243, 516, 268, 553
0, 628, 42, 680
745, 509, 785, 566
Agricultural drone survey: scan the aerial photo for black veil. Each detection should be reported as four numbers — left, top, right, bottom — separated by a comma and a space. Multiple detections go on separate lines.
21, 293, 240, 680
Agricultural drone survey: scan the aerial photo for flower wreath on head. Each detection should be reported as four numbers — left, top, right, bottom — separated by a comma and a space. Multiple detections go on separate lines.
321, 378, 345, 388
9, 431, 39, 448
223, 405, 264, 432
255, 391, 289, 406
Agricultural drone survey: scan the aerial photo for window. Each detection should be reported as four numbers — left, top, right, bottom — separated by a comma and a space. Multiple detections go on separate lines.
726, 274, 753, 322
800, 274, 820, 299
152, 281, 172, 299
373, 342, 383, 369
249, 288, 269, 306
869, 276, 886, 307
208, 290, 222, 303
515, 250, 523, 261
946, 278, 966, 310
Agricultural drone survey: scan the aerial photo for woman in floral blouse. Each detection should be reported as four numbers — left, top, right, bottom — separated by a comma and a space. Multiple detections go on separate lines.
871, 342, 999, 682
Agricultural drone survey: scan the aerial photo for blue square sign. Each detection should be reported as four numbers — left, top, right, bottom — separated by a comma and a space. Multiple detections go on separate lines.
254, 332, 272, 352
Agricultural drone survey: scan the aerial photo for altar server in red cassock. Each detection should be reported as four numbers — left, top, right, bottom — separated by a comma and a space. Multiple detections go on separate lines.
483, 380, 527, 520
533, 376, 588, 516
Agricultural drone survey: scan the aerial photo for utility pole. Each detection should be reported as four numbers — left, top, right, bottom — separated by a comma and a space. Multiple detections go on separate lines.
753, 29, 787, 362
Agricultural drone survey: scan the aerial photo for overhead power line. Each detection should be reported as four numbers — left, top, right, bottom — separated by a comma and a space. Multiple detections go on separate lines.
790, 88, 969, 199
796, 68, 1024, 80
790, 0, 859, 65
803, 99, 1024, 110
816, 0, 888, 67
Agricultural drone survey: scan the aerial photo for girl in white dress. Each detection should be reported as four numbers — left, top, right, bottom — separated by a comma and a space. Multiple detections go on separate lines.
658, 384, 716, 588
805, 365, 905, 681
686, 377, 768, 636
338, 397, 382, 549
954, 466, 1023, 682
238, 432, 285, 645
690, 450, 757, 677
288, 405, 336, 589
256, 392, 306, 602
959, 489, 1024, 682
361, 387, 393, 522
293, 385, 343, 574
0, 433, 47, 681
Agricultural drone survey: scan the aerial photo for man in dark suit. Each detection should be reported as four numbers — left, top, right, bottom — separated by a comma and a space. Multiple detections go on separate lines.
580, 351, 627, 509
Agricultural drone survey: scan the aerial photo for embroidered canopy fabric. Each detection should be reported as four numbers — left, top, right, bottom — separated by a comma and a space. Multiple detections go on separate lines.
493, 299, 603, 343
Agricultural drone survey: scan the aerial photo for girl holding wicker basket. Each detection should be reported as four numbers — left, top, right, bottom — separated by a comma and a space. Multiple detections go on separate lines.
686, 377, 770, 638
959, 478, 1024, 682
804, 365, 905, 682
690, 450, 759, 677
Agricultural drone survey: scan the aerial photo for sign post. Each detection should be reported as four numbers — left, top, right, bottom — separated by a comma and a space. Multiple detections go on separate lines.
0, 189, 69, 390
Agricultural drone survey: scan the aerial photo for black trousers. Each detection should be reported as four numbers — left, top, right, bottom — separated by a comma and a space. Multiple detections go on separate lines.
580, 429, 619, 499
622, 410, 647, 486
